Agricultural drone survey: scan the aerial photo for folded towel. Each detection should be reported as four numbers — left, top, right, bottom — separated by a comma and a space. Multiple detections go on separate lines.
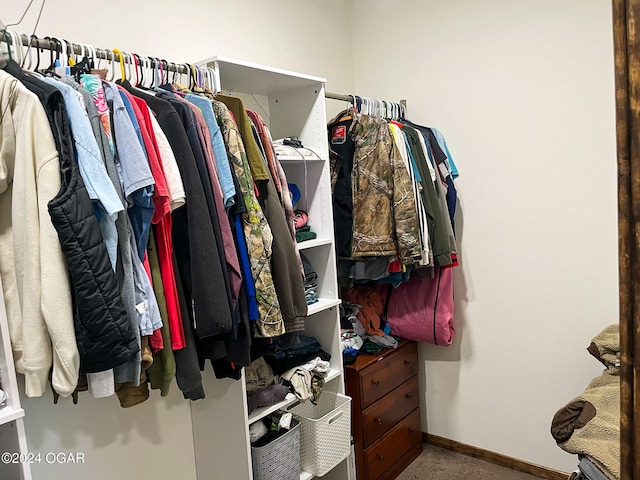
296, 225, 317, 243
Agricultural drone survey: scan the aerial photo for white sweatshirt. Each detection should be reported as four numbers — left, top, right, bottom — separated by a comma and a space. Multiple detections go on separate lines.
0, 70, 79, 397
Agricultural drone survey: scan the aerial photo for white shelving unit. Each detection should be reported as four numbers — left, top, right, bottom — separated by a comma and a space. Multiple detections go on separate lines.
191, 56, 349, 480
0, 277, 31, 480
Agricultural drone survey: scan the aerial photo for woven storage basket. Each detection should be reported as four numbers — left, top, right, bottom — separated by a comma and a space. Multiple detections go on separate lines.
251, 416, 301, 480
287, 392, 351, 477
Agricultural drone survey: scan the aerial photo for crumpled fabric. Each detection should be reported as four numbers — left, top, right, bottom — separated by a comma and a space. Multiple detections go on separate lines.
245, 357, 280, 392
342, 286, 385, 336
282, 356, 330, 403
353, 318, 398, 349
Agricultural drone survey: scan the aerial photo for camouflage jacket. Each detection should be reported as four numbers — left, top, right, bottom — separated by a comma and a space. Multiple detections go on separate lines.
330, 110, 421, 263
212, 100, 285, 338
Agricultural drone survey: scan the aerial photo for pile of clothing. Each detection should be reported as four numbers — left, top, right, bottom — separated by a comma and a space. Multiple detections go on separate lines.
339, 287, 400, 364
246, 333, 332, 413
252, 333, 330, 375
301, 253, 318, 305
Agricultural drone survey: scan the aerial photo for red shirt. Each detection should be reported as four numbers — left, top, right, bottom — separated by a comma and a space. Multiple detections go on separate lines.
119, 87, 187, 350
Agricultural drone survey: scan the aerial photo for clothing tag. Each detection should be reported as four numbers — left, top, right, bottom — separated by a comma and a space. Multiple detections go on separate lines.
136, 301, 149, 314
331, 125, 346, 144
55, 66, 71, 76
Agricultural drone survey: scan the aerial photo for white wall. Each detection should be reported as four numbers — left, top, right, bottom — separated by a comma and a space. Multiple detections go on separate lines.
2, 0, 620, 476
2, 1, 354, 479
349, 0, 618, 473
3, 0, 355, 96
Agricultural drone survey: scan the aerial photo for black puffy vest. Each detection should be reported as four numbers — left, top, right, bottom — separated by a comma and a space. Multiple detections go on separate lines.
47, 136, 139, 374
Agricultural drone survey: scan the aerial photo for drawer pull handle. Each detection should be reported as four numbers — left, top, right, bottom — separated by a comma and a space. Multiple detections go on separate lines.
377, 455, 385, 462
404, 360, 411, 366
376, 417, 383, 425
373, 380, 381, 386
406, 393, 414, 399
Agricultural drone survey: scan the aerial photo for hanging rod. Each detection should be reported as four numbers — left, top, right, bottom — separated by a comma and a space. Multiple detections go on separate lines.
0, 31, 190, 74
325, 91, 407, 107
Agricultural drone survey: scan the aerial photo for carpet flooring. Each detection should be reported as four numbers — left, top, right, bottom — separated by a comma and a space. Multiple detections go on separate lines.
396, 444, 546, 480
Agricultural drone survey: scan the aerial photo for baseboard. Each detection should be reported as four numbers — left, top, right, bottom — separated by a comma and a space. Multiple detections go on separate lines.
423, 433, 569, 480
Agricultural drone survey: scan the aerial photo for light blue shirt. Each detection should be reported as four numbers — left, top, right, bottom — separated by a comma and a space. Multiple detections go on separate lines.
118, 89, 147, 157
186, 94, 236, 208
431, 128, 459, 179
102, 82, 154, 199
44, 78, 123, 269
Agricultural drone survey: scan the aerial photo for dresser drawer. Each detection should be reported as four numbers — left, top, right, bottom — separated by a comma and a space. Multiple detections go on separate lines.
359, 342, 418, 408
364, 408, 421, 480
362, 375, 419, 449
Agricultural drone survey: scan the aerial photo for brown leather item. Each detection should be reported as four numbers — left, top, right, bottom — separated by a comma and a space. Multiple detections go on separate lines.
550, 400, 597, 444
364, 409, 422, 480
362, 376, 419, 449
359, 342, 418, 408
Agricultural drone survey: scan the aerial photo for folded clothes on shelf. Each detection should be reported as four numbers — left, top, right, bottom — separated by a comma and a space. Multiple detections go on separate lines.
247, 384, 291, 415
252, 333, 332, 375
264, 349, 331, 376
301, 253, 319, 304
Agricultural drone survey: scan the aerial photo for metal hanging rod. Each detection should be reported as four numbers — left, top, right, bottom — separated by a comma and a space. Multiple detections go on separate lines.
0, 30, 191, 74
325, 91, 407, 107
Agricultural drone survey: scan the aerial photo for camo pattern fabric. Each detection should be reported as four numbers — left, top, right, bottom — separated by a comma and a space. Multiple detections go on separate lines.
349, 112, 421, 263
211, 100, 285, 338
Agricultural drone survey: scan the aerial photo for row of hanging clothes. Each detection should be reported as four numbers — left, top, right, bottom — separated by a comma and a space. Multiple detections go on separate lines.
0, 30, 308, 407
328, 95, 458, 358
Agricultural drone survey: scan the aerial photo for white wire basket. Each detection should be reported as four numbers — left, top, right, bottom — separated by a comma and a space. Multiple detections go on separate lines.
287, 392, 352, 477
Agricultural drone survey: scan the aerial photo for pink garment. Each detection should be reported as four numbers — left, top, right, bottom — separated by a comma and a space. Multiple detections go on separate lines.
377, 268, 455, 345
79, 74, 114, 154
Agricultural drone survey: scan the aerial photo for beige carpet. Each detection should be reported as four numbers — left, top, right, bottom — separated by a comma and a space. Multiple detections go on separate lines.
397, 445, 547, 480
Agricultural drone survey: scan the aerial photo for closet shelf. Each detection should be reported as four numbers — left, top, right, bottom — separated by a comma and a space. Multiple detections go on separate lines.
306, 298, 341, 316
297, 238, 332, 250
0, 406, 25, 426
247, 369, 341, 424
201, 56, 326, 96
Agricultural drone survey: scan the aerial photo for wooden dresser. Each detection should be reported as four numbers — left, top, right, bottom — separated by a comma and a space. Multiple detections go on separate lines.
345, 339, 422, 480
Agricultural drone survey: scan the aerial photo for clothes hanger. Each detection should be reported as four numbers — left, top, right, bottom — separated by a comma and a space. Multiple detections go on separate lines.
94, 47, 104, 71
7, 30, 23, 67
1, 30, 12, 64
132, 54, 141, 87
112, 48, 126, 81
126, 52, 135, 83
42, 37, 62, 76
59, 38, 71, 69
157, 58, 164, 87
23, 34, 35, 70
161, 60, 169, 87
151, 57, 159, 88
108, 50, 117, 81
29, 34, 40, 71
85, 44, 97, 70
